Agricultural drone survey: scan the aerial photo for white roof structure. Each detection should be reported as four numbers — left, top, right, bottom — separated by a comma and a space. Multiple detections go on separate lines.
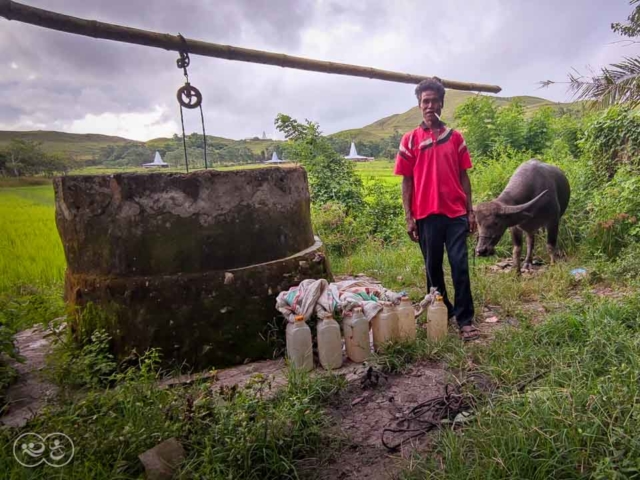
142, 151, 169, 168
344, 142, 373, 161
265, 151, 284, 164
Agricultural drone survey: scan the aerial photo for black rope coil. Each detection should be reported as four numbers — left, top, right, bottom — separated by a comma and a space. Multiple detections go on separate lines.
381, 383, 472, 451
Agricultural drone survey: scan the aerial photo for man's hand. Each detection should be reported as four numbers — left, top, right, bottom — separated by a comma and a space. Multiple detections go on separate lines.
467, 211, 477, 234
406, 217, 419, 242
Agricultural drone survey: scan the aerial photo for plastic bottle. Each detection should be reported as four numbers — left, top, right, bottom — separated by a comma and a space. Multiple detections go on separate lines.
343, 307, 370, 363
286, 315, 313, 371
371, 302, 399, 351
317, 314, 343, 370
397, 296, 417, 341
426, 295, 448, 341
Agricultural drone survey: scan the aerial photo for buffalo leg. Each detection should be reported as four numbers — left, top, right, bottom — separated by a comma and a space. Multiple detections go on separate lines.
547, 221, 559, 264
511, 227, 523, 275
523, 232, 535, 271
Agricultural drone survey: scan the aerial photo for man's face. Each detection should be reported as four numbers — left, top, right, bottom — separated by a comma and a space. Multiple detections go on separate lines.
419, 90, 442, 124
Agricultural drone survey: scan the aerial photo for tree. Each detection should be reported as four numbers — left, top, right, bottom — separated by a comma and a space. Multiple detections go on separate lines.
275, 114, 363, 211
454, 96, 497, 158
524, 107, 554, 155
541, 0, 640, 108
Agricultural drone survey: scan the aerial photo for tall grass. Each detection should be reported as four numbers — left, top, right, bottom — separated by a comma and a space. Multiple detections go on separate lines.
403, 295, 640, 479
0, 186, 65, 294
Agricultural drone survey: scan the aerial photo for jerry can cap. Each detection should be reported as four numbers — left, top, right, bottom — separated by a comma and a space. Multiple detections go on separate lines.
294, 315, 304, 322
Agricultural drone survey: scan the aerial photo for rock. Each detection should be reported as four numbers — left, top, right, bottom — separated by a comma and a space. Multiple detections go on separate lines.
139, 438, 185, 480
485, 316, 499, 324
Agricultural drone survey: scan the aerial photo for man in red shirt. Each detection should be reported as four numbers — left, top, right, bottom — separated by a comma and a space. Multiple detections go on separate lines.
394, 78, 478, 341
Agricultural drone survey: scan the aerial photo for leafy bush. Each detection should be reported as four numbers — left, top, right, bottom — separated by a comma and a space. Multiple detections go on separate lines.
312, 202, 364, 256
360, 182, 405, 244
585, 168, 640, 257
579, 105, 640, 180
312, 182, 405, 257
454, 96, 498, 158
47, 328, 118, 389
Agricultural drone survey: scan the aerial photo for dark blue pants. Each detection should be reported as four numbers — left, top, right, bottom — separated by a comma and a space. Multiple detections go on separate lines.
416, 214, 474, 328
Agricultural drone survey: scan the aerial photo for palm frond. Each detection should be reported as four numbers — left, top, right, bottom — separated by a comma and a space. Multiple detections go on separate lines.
567, 56, 640, 108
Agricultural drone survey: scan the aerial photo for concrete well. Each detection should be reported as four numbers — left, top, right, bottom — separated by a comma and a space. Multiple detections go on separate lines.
54, 167, 331, 368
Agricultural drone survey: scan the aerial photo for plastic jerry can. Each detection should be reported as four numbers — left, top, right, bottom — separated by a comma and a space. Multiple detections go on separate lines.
286, 315, 313, 371
426, 295, 448, 341
317, 314, 343, 370
397, 296, 417, 341
371, 302, 399, 351
343, 307, 370, 363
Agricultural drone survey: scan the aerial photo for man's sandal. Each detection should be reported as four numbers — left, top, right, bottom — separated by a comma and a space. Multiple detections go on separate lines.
460, 325, 480, 342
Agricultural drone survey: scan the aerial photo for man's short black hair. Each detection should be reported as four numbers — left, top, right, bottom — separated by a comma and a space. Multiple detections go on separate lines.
415, 77, 445, 105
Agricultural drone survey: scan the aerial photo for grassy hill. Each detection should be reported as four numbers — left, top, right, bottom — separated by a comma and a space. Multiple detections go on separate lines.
329, 90, 577, 142
0, 130, 281, 163
0, 130, 136, 161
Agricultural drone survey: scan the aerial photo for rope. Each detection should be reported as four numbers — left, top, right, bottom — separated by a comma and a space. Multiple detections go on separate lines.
381, 383, 471, 451
179, 104, 189, 173
199, 104, 208, 169
379, 370, 548, 452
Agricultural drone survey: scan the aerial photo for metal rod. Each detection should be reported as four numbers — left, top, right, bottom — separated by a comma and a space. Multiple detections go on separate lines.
0, 0, 502, 93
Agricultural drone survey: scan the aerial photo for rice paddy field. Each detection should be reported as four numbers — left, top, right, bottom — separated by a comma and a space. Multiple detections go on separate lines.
0, 185, 65, 294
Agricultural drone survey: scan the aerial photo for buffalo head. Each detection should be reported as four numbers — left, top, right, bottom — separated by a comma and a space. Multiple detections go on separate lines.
474, 190, 548, 256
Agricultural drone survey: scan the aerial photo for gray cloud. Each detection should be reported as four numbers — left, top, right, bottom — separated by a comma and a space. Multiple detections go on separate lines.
1, 0, 638, 140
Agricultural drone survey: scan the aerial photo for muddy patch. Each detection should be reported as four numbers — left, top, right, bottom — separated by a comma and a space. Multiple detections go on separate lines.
314, 362, 450, 480
1, 325, 58, 428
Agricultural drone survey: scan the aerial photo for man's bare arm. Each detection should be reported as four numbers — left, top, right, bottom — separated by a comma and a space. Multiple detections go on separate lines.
459, 170, 476, 233
402, 176, 419, 242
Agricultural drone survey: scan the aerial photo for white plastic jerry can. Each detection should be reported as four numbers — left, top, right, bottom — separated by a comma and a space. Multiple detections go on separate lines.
426, 295, 448, 342
286, 315, 313, 371
343, 307, 370, 363
397, 296, 417, 341
371, 302, 399, 352
317, 314, 343, 370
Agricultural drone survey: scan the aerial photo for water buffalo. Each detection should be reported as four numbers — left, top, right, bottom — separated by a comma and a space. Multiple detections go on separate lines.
474, 159, 570, 273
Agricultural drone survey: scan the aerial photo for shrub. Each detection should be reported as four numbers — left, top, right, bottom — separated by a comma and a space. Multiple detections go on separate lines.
585, 167, 640, 257
579, 105, 640, 180
312, 202, 363, 256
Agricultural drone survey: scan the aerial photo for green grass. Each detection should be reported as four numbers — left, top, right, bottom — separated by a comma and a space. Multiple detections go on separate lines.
0, 186, 65, 294
0, 357, 345, 480
401, 295, 640, 479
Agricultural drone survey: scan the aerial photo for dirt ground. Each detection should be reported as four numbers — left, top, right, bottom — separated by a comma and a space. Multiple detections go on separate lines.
314, 361, 449, 480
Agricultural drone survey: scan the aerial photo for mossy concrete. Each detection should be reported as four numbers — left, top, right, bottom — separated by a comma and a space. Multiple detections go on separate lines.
54, 167, 315, 275
54, 167, 332, 368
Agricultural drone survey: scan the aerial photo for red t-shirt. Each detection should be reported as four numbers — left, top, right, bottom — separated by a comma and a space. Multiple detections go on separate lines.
394, 123, 472, 220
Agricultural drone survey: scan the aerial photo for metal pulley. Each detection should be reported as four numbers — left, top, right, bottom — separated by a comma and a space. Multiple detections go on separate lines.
177, 83, 202, 109
175, 35, 208, 172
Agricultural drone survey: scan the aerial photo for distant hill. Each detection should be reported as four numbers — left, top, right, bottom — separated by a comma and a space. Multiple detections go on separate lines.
329, 90, 577, 142
0, 130, 280, 163
0, 91, 577, 160
0, 130, 136, 160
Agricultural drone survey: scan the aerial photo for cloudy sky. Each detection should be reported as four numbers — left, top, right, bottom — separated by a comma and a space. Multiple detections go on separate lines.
1, 0, 638, 141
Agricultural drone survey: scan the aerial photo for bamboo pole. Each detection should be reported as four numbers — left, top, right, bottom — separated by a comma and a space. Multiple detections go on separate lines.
0, 0, 501, 93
